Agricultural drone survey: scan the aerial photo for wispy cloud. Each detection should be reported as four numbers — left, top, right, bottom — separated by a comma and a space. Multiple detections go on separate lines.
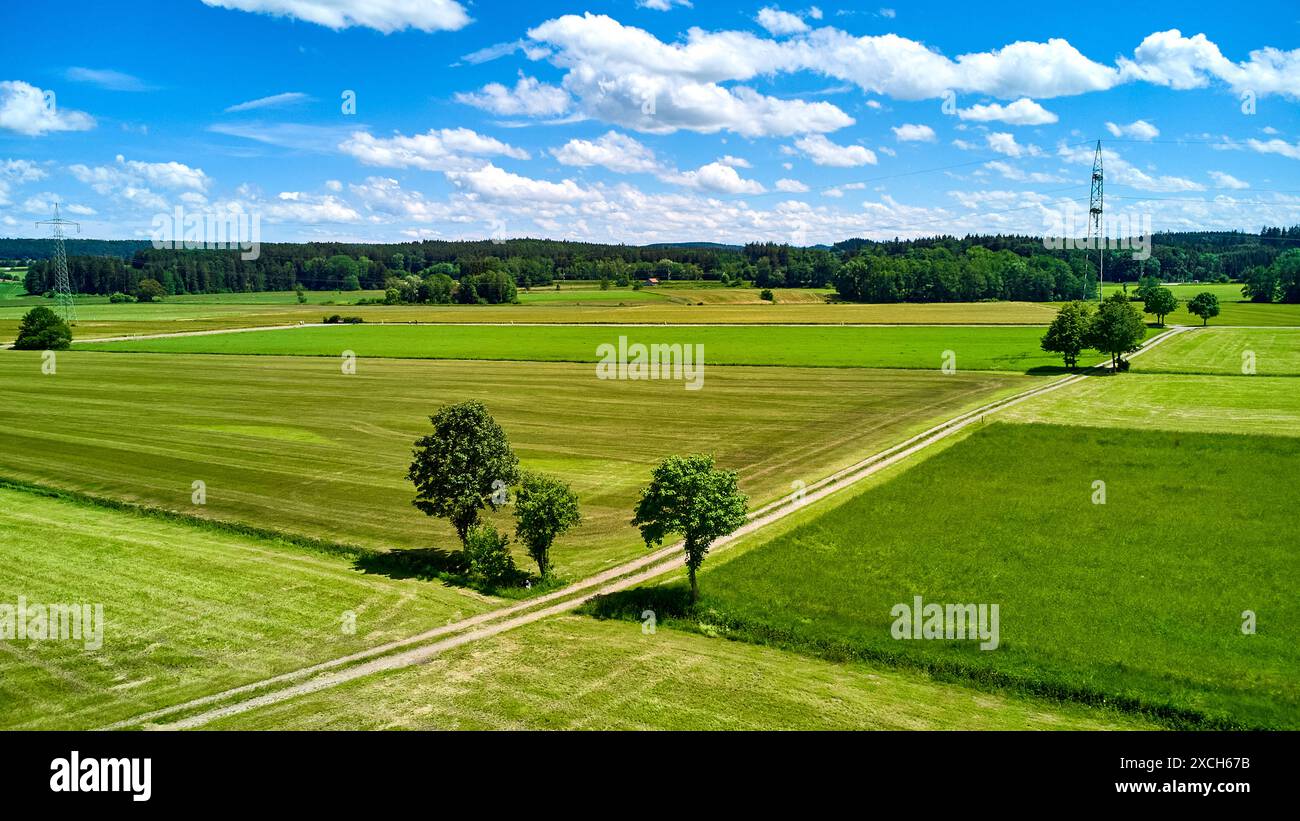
65, 67, 153, 92
224, 92, 312, 113
209, 121, 363, 153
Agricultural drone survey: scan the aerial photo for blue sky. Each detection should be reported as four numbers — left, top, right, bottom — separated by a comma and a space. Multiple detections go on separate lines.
2, 0, 1299, 244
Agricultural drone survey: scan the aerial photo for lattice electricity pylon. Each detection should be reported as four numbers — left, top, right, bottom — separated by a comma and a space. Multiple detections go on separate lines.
1087, 140, 1104, 301
36, 202, 79, 323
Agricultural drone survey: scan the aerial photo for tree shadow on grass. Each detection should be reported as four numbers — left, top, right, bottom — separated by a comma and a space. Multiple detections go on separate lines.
352, 546, 551, 598
1024, 365, 1077, 376
353, 546, 469, 582
579, 584, 696, 621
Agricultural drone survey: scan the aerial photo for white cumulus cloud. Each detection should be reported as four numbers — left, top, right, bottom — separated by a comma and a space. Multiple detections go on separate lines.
0, 81, 95, 136
793, 134, 877, 166
339, 128, 529, 172
666, 161, 766, 194
1105, 119, 1159, 140
956, 97, 1057, 125
551, 131, 660, 174
892, 123, 936, 142
455, 73, 571, 117
756, 7, 809, 36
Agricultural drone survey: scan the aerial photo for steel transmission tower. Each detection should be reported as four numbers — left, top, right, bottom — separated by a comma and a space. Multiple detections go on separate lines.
1087, 140, 1104, 301
36, 203, 79, 323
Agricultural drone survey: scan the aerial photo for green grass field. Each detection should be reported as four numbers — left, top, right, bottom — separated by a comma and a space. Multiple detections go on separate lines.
0, 485, 493, 730
199, 615, 1156, 730
610, 423, 1298, 729
84, 324, 1100, 372
1130, 327, 1300, 376
0, 351, 1033, 580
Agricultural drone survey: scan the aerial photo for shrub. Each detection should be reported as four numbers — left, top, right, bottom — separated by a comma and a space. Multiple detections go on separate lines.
135, 278, 165, 302
108, 291, 135, 304
759, 289, 774, 302
12, 306, 72, 350
463, 524, 515, 586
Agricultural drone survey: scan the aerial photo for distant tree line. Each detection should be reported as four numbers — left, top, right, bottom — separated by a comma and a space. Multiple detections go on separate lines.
1240, 249, 1300, 303
833, 245, 1098, 302
14, 228, 1300, 305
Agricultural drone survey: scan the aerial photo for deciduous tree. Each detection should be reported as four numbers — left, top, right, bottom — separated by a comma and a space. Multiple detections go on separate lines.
513, 471, 581, 577
631, 454, 748, 603
408, 401, 519, 544
1186, 292, 1221, 326
1086, 292, 1147, 371
1143, 286, 1179, 326
1041, 301, 1094, 369
463, 524, 515, 586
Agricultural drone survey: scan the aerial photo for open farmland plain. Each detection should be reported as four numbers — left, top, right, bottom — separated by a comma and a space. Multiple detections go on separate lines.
4, 292, 1296, 733
15, 292, 1295, 349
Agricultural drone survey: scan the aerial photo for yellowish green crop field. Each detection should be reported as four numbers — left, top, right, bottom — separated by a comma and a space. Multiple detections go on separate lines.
0, 351, 1033, 580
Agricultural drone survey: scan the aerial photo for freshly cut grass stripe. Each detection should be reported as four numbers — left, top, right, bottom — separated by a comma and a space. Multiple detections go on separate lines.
199, 616, 1158, 730
639, 423, 1299, 729
0, 486, 492, 730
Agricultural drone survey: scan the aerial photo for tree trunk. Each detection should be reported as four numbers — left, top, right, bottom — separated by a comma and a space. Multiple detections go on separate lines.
689, 565, 698, 603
